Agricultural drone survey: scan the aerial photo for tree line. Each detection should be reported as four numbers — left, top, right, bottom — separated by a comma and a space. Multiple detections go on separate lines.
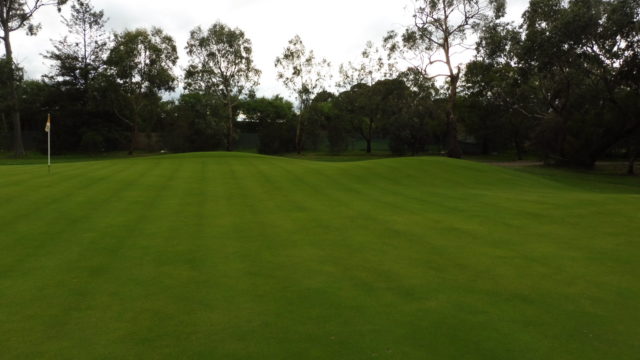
1, 0, 638, 173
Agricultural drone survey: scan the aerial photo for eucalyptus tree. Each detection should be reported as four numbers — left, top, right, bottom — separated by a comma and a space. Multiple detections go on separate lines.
162, 93, 227, 153
462, 22, 537, 159
335, 79, 418, 154
0, 0, 68, 156
335, 83, 372, 152
0, 56, 20, 150
44, 0, 109, 94
184, 22, 261, 151
384, 0, 506, 158
624, 131, 639, 175
337, 40, 397, 90
464, 0, 640, 167
517, 0, 640, 166
42, 0, 110, 151
306, 91, 346, 153
275, 35, 331, 154
0, 55, 20, 109
105, 27, 177, 155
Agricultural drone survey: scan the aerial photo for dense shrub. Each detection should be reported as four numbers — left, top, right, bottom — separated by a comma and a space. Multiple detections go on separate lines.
79, 131, 105, 153
258, 121, 296, 154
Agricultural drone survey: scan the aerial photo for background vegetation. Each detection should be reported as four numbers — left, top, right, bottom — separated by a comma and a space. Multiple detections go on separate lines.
1, 0, 638, 174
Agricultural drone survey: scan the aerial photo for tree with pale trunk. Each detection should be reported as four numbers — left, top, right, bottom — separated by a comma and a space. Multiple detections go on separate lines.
0, 0, 68, 157
275, 35, 331, 154
105, 27, 177, 155
337, 40, 397, 90
184, 22, 260, 151
384, 0, 505, 158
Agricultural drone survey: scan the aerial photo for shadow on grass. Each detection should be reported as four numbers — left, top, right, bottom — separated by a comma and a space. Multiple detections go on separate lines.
512, 165, 640, 194
0, 151, 166, 166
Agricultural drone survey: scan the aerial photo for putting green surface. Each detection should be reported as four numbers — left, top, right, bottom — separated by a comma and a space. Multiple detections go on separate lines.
1, 152, 638, 359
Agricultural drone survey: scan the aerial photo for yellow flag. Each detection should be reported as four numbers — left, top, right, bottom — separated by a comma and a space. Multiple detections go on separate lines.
45, 114, 51, 133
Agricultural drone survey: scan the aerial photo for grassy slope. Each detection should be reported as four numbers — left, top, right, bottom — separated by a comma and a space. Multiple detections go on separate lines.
0, 152, 638, 359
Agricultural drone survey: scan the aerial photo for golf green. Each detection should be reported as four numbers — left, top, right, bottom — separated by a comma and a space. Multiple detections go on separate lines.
1, 152, 638, 359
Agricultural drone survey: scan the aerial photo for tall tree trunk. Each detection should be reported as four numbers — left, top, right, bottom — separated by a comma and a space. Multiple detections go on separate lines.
1, 112, 6, 150
628, 146, 637, 176
366, 119, 373, 154
514, 136, 523, 161
129, 122, 138, 155
442, 26, 462, 159
481, 137, 489, 155
227, 101, 233, 152
295, 112, 303, 154
445, 77, 462, 159
3, 31, 25, 157
445, 107, 462, 158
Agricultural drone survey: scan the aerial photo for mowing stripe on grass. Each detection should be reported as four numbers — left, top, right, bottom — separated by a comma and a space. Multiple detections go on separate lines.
1, 152, 638, 359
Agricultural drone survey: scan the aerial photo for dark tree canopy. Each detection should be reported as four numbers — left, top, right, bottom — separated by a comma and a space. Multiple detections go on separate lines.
460, 0, 640, 166
0, 0, 636, 172
44, 0, 109, 91
385, 0, 506, 158
185, 22, 260, 151
1, 0, 68, 156
105, 27, 178, 154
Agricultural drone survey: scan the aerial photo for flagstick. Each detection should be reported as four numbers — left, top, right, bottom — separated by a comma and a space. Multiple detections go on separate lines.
47, 114, 51, 174
48, 128, 51, 174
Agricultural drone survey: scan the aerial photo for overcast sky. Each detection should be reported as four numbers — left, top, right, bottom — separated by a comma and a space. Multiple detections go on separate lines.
8, 0, 529, 99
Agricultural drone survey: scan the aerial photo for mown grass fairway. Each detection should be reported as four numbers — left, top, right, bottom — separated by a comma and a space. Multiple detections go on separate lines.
1, 153, 639, 359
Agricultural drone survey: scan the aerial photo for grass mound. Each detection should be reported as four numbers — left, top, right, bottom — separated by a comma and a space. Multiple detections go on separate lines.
1, 152, 638, 359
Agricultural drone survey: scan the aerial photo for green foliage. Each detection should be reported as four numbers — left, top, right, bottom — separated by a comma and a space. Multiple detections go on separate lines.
241, 95, 295, 124
33, 0, 122, 153
462, 56, 536, 158
334, 78, 437, 155
15, 80, 89, 154
184, 22, 260, 97
325, 119, 350, 154
337, 40, 397, 90
241, 96, 296, 154
44, 0, 109, 92
0, 56, 22, 111
0, 56, 21, 83
79, 130, 104, 153
255, 120, 296, 154
105, 27, 178, 154
3, 0, 639, 166
384, 0, 506, 158
335, 83, 373, 152
275, 35, 331, 110
0, 114, 6, 150
0, 58, 11, 149
0, 1, 68, 37
376, 78, 436, 155
275, 35, 331, 153
161, 93, 226, 153
468, 0, 640, 166
0, 0, 69, 156
184, 22, 260, 151
304, 91, 345, 153
524, 0, 640, 165
106, 28, 177, 96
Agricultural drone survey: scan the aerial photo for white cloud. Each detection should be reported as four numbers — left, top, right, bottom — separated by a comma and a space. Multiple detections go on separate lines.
7, 0, 529, 100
